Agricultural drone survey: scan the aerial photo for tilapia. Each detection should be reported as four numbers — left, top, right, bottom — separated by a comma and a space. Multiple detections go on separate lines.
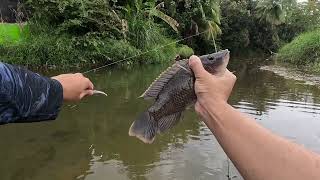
129, 50, 230, 143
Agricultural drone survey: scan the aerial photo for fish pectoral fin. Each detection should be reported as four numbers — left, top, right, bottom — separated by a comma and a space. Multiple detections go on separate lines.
158, 112, 182, 133
176, 64, 192, 75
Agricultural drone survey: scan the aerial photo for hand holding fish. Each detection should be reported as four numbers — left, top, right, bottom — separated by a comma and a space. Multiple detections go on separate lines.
52, 73, 94, 102
129, 50, 231, 143
189, 55, 236, 122
189, 56, 320, 180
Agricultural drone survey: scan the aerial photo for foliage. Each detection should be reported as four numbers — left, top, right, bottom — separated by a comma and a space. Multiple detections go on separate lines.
220, 0, 280, 52
219, 0, 251, 51
0, 0, 190, 68
220, 0, 319, 53
26, 0, 125, 38
163, 0, 222, 54
276, 2, 320, 72
1, 34, 82, 67
0, 25, 182, 68
278, 2, 320, 42
277, 29, 320, 71
122, 0, 182, 63
177, 44, 194, 58
1, 0, 320, 68
256, 0, 285, 26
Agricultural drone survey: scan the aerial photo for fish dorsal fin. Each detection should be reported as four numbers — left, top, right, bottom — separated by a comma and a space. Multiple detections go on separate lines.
140, 59, 188, 100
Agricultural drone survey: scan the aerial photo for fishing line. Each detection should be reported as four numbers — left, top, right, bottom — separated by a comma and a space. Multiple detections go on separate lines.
82, 30, 209, 75
69, 30, 208, 109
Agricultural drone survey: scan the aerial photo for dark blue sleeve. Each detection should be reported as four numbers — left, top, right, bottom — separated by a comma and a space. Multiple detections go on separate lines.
0, 63, 63, 124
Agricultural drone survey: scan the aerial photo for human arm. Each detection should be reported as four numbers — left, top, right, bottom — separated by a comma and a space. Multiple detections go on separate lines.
0, 62, 94, 124
189, 56, 320, 180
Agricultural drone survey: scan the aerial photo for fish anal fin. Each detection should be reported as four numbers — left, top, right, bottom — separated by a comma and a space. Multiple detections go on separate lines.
158, 112, 182, 133
140, 59, 188, 99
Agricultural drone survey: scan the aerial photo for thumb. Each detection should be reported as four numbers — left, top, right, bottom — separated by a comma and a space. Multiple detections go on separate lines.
189, 55, 209, 79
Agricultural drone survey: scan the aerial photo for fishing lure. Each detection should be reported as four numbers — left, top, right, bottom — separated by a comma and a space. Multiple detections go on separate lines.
92, 90, 108, 96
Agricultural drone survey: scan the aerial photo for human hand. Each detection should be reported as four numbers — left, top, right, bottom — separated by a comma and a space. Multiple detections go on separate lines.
189, 55, 236, 121
52, 73, 94, 102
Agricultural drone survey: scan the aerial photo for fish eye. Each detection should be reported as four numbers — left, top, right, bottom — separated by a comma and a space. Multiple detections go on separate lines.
208, 56, 215, 60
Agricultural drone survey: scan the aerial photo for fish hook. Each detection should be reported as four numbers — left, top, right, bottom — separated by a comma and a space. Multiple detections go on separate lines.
92, 90, 108, 96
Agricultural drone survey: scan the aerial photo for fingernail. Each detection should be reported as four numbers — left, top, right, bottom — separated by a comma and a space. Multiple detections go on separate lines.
189, 56, 197, 64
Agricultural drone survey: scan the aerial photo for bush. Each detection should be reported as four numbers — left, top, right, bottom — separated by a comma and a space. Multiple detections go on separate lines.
278, 3, 320, 43
0, 0, 192, 68
126, 17, 179, 64
277, 29, 320, 71
0, 23, 187, 68
1, 34, 87, 67
0, 34, 141, 68
177, 44, 194, 58
25, 0, 124, 38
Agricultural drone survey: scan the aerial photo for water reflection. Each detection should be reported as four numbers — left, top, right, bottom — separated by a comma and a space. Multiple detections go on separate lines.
0, 59, 320, 180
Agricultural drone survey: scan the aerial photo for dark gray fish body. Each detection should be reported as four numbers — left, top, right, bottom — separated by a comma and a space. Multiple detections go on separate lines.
129, 50, 230, 143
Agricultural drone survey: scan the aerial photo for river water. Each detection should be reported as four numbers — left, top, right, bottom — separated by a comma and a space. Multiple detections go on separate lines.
1, 58, 320, 180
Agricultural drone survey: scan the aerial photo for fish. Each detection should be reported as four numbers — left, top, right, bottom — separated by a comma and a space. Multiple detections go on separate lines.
128, 49, 230, 143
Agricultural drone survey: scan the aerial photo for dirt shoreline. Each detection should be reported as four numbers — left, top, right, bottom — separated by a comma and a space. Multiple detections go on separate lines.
260, 65, 320, 87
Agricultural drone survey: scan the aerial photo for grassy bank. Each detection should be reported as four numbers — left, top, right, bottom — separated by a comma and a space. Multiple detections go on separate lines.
0, 23, 29, 44
0, 29, 193, 68
0, 0, 194, 69
0, 23, 193, 68
277, 29, 320, 73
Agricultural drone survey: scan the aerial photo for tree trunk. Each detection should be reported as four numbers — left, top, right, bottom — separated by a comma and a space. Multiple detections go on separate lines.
0, 0, 19, 23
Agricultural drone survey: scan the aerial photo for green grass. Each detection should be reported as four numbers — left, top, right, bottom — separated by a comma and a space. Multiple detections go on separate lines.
0, 23, 29, 44
277, 29, 320, 73
0, 20, 191, 68
0, 32, 190, 68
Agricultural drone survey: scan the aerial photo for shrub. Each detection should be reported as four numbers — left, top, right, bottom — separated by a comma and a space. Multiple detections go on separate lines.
0, 0, 192, 68
277, 29, 320, 72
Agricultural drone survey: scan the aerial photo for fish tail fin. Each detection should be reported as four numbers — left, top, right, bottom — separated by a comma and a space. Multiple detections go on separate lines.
129, 111, 157, 144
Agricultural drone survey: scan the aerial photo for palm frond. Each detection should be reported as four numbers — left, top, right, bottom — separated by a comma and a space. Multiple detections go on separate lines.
148, 5, 179, 32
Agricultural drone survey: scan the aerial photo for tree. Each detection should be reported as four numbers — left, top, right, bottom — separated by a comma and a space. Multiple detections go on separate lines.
125, 0, 179, 32
220, 0, 251, 51
255, 0, 286, 52
256, 0, 285, 26
196, 0, 222, 51
163, 0, 222, 53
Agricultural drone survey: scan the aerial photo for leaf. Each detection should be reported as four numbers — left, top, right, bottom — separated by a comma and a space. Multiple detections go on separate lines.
149, 8, 179, 32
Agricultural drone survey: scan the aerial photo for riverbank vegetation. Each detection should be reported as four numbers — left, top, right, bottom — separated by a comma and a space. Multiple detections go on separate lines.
277, 29, 320, 73
0, 0, 319, 69
0, 23, 29, 44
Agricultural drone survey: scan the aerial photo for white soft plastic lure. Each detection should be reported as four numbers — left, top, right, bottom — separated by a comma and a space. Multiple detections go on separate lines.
92, 90, 108, 96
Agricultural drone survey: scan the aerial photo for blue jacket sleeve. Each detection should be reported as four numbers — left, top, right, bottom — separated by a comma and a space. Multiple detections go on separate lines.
0, 63, 63, 124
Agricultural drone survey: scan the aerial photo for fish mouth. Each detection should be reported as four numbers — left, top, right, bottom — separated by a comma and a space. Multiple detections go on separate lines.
199, 49, 230, 64
199, 49, 230, 75
206, 49, 230, 61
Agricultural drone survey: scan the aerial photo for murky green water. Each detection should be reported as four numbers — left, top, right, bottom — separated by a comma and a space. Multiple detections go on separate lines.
1, 59, 320, 180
